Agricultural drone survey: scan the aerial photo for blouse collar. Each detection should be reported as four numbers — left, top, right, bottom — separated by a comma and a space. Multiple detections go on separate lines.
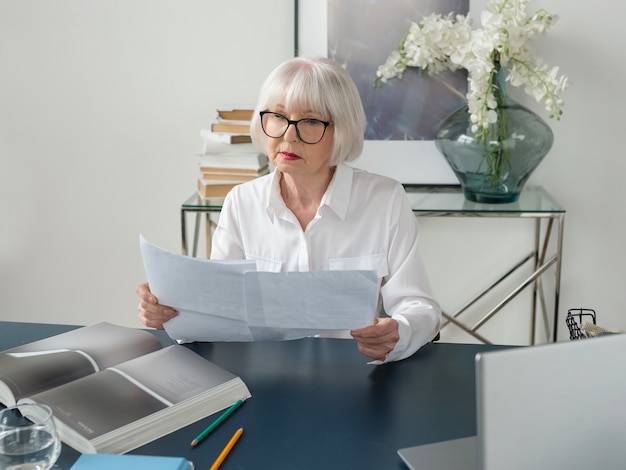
266, 163, 354, 221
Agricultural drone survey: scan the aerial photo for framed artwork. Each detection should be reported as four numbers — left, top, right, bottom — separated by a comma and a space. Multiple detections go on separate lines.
295, 0, 471, 185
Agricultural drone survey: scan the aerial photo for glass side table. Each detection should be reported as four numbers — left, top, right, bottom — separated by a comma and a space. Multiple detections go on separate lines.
181, 185, 565, 344
405, 185, 565, 344
180, 193, 224, 258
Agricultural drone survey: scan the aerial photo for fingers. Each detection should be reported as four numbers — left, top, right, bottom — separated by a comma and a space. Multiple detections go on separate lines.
351, 317, 397, 339
136, 282, 178, 329
351, 318, 399, 361
356, 343, 391, 362
136, 282, 152, 301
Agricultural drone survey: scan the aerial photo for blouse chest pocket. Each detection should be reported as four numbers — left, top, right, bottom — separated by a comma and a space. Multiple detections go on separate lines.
246, 254, 283, 273
328, 254, 388, 279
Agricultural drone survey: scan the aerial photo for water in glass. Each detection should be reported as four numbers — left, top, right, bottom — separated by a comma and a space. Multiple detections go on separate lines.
0, 404, 61, 470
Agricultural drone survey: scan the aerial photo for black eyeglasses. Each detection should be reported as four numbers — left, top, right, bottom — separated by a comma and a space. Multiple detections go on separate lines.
260, 111, 333, 144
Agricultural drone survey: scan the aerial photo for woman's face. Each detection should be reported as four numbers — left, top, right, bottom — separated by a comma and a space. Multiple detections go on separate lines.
264, 105, 334, 179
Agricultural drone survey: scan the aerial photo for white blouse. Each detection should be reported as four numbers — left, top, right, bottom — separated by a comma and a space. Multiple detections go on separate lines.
211, 163, 441, 362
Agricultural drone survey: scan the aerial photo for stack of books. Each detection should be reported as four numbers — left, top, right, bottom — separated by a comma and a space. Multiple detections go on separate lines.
197, 108, 270, 198
209, 108, 255, 136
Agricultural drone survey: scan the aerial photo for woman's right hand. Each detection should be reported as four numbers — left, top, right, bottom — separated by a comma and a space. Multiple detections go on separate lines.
136, 282, 178, 329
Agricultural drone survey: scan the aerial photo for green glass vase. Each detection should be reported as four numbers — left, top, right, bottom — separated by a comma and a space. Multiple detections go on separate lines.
435, 65, 553, 204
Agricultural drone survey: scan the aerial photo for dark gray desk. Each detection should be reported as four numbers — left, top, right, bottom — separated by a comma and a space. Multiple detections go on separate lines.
0, 322, 509, 469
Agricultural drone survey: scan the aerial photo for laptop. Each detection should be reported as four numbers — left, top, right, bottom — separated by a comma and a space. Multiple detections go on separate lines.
398, 333, 626, 469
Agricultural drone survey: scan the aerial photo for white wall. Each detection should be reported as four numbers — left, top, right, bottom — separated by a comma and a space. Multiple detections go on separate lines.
0, 0, 294, 327
1, 0, 624, 344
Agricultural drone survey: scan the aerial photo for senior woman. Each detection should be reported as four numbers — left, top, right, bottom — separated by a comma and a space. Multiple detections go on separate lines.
137, 56, 441, 363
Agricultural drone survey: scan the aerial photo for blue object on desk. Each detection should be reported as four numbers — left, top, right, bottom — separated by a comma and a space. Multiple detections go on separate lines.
70, 453, 193, 469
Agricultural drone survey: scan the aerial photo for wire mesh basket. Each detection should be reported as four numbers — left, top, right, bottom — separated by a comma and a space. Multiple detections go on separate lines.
566, 308, 624, 340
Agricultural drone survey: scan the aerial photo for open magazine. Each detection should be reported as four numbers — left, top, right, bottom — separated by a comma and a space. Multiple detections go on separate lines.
0, 323, 251, 454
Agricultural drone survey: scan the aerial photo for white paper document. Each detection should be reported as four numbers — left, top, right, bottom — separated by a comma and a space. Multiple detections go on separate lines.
139, 236, 379, 342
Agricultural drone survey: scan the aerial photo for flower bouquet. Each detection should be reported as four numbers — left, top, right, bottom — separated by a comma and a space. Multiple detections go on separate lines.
375, 0, 569, 201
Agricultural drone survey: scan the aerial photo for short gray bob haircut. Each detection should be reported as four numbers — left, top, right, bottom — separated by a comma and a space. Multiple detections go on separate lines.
250, 57, 366, 166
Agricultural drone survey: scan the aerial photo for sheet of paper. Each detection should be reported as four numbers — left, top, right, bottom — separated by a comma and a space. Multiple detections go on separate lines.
140, 236, 379, 342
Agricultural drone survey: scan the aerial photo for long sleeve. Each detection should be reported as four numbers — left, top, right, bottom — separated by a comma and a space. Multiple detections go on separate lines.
376, 184, 441, 362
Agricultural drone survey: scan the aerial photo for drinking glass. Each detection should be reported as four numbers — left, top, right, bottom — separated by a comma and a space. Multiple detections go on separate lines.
0, 404, 61, 470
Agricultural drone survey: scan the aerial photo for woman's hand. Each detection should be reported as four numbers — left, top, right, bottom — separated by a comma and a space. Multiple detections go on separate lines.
136, 282, 178, 329
350, 317, 399, 362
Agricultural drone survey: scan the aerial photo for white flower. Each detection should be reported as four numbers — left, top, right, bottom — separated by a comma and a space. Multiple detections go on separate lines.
375, 0, 568, 134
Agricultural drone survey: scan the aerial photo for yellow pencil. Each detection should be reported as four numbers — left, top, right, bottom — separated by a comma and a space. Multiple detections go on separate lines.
209, 427, 243, 470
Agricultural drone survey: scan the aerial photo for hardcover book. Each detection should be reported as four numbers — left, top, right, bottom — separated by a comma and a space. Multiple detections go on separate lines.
197, 179, 242, 198
200, 167, 269, 182
197, 152, 269, 170
199, 165, 269, 177
210, 122, 250, 135
0, 323, 251, 454
200, 129, 257, 153
201, 132, 252, 145
215, 108, 254, 121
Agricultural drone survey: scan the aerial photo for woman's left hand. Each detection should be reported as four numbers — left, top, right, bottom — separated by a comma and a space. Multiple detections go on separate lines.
350, 317, 399, 362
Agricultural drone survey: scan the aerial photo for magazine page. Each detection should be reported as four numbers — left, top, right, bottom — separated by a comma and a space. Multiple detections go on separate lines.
112, 345, 242, 404
0, 323, 162, 406
30, 369, 167, 440
0, 351, 97, 406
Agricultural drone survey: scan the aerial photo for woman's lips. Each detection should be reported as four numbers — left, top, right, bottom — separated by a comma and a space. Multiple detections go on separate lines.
280, 151, 301, 161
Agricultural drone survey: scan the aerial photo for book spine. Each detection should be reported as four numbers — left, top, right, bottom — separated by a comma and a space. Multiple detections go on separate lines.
210, 123, 251, 135
198, 179, 240, 198
199, 166, 268, 176
200, 172, 259, 182
197, 154, 268, 170
216, 109, 254, 121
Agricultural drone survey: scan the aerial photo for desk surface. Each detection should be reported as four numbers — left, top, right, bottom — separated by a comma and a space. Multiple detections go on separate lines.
181, 184, 564, 215
1, 322, 509, 470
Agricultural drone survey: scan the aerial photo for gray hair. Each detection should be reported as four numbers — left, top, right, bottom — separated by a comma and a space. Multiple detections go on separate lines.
250, 57, 366, 166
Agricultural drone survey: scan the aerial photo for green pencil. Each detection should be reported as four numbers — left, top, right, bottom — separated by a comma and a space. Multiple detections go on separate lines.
190, 399, 244, 448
